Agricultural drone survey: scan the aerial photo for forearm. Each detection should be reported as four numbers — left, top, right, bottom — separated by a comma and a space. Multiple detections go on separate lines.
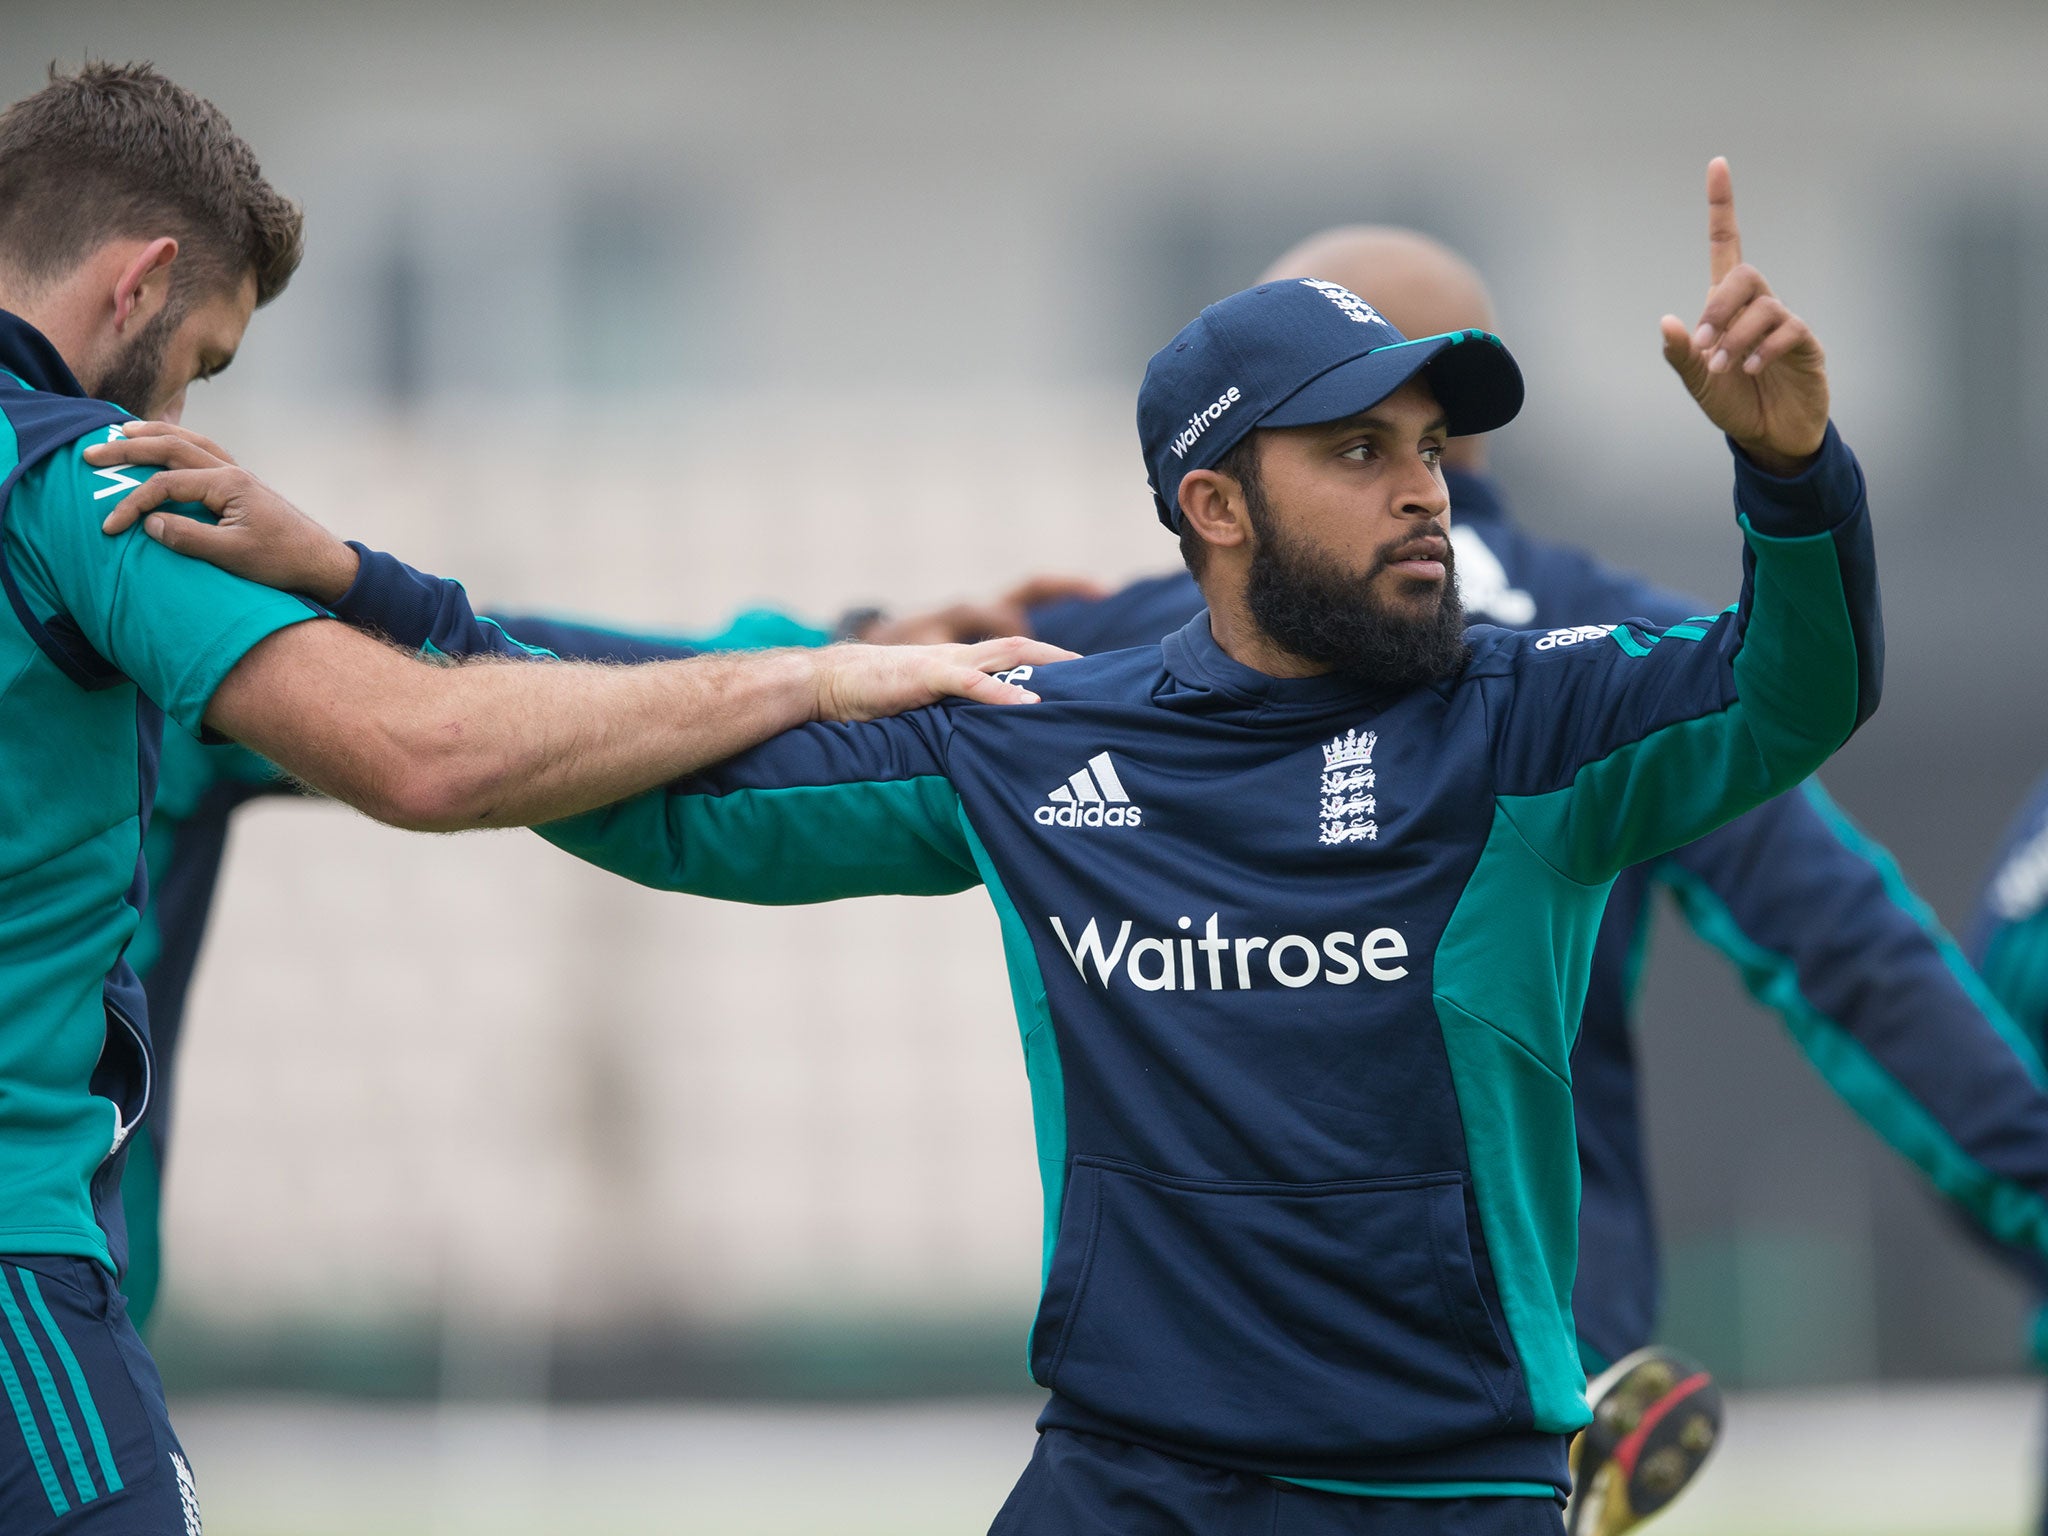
1504, 429, 1881, 883
414, 647, 824, 830
205, 619, 824, 832
1724, 423, 1881, 782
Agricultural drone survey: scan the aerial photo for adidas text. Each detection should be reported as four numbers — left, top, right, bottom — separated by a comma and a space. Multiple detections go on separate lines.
1036, 752, 1143, 828
1533, 624, 1617, 651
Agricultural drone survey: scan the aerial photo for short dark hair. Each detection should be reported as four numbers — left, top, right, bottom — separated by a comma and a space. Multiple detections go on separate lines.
0, 61, 303, 308
1178, 431, 1264, 577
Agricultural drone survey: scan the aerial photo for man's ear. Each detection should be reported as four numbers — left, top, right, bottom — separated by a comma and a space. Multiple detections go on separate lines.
1178, 468, 1253, 557
112, 238, 180, 333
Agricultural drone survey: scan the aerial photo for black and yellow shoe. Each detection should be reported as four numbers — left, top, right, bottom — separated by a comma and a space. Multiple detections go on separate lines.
1565, 1347, 1722, 1536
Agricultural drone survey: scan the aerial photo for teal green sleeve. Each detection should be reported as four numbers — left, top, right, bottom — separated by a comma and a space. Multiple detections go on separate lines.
536, 714, 979, 904
9, 430, 316, 732
1427, 434, 1878, 1439
1492, 431, 1877, 884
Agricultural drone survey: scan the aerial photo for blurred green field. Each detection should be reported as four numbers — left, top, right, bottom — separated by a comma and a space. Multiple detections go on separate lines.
179, 1384, 2039, 1536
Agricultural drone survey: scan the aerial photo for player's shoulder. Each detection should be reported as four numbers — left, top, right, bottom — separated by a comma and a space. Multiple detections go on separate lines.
991, 642, 1167, 704
0, 374, 127, 469
5, 413, 146, 537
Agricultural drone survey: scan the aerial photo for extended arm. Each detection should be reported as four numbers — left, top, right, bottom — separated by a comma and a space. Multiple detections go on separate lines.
1660, 784, 2048, 1259
312, 540, 986, 900
1492, 427, 1877, 881
303, 557, 1032, 889
203, 617, 837, 832
70, 443, 1067, 833
537, 711, 981, 904
1491, 158, 1880, 881
202, 594, 1056, 834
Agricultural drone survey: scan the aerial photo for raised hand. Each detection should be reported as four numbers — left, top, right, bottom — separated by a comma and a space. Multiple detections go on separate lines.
1659, 157, 1829, 476
85, 422, 362, 602
810, 635, 1077, 720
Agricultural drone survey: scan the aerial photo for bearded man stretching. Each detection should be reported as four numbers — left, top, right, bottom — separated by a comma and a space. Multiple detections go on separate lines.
94, 163, 1877, 1535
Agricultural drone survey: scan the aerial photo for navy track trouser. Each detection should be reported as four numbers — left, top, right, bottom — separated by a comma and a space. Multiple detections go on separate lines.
992, 1429, 1565, 1536
0, 1256, 199, 1534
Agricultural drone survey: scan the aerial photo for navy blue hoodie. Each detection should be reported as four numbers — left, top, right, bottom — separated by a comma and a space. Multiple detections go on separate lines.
1033, 465, 2048, 1374
327, 431, 1878, 1496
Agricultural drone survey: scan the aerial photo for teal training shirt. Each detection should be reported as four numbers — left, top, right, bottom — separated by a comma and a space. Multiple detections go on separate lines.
0, 402, 315, 1265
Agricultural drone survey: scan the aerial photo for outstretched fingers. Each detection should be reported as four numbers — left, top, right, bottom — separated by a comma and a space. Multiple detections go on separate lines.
965, 636, 1078, 671
957, 668, 1042, 705
132, 507, 234, 558
947, 636, 1077, 706
101, 466, 246, 534
120, 419, 239, 463
90, 430, 243, 531
84, 422, 234, 474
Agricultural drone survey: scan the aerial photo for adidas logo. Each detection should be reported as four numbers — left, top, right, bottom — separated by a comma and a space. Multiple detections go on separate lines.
1034, 751, 1143, 828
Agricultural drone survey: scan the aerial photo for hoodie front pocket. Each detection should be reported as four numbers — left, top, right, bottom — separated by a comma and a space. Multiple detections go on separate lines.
1031, 1157, 1522, 1465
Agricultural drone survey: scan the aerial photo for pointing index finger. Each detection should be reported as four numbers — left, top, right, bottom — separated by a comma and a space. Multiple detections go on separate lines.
1706, 155, 1742, 286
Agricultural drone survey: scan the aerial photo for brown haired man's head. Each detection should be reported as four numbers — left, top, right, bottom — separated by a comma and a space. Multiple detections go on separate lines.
0, 61, 304, 420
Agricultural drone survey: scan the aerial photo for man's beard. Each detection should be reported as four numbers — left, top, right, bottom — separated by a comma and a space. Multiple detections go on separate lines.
1243, 496, 1471, 691
87, 299, 183, 417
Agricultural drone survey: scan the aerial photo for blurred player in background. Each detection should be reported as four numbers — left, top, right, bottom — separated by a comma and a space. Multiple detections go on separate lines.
102, 162, 1880, 1536
1965, 781, 2048, 1534
1013, 217, 2048, 1535
0, 61, 1062, 1534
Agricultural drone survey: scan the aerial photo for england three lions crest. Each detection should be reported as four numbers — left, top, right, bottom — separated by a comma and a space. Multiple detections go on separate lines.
1320, 728, 1379, 846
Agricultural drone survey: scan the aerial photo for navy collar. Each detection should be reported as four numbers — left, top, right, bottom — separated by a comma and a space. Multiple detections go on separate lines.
0, 310, 89, 398
1444, 465, 1512, 528
1160, 612, 1405, 713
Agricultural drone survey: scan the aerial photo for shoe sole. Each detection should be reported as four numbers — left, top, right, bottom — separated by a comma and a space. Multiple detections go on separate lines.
1566, 1347, 1723, 1536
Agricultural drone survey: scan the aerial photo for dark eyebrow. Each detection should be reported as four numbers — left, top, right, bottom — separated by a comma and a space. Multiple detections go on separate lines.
1325, 410, 1451, 440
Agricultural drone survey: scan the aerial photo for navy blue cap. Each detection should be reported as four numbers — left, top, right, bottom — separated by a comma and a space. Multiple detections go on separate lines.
1138, 278, 1525, 529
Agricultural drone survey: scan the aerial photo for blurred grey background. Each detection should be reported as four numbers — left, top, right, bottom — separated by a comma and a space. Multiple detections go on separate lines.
6, 0, 2048, 1473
